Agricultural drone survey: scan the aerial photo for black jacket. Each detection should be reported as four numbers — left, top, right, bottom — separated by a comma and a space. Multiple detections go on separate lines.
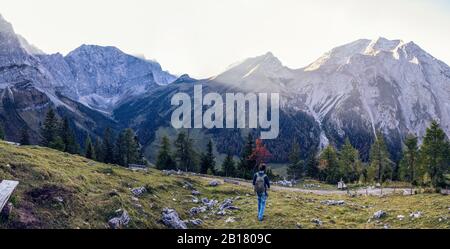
252, 171, 270, 194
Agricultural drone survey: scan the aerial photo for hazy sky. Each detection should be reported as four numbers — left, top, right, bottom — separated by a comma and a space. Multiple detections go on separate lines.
1, 0, 449, 78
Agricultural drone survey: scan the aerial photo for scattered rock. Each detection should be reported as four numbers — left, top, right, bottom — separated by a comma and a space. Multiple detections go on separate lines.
189, 206, 207, 216
192, 197, 199, 203
192, 190, 201, 196
131, 187, 147, 197
189, 219, 203, 226
216, 210, 226, 216
296, 222, 302, 228
108, 209, 131, 229
219, 198, 239, 211
131, 196, 139, 202
209, 180, 220, 187
303, 183, 321, 189
201, 198, 218, 209
53, 196, 64, 203
276, 180, 294, 187
162, 170, 184, 176
311, 218, 323, 226
321, 200, 345, 206
225, 217, 236, 223
383, 224, 390, 229
409, 211, 422, 219
397, 215, 405, 221
373, 210, 387, 219
161, 208, 187, 229
183, 181, 194, 190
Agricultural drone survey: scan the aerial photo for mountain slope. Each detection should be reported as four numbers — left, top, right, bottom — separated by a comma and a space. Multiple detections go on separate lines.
0, 141, 448, 229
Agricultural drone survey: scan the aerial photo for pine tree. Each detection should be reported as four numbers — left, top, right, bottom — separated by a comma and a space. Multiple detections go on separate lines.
60, 117, 78, 154
41, 109, 60, 147
85, 136, 95, 160
399, 135, 420, 188
94, 138, 104, 162
102, 127, 115, 164
200, 140, 215, 174
238, 133, 256, 179
19, 127, 30, 145
287, 139, 304, 180
319, 145, 341, 184
114, 128, 141, 167
368, 132, 394, 186
420, 121, 449, 188
339, 138, 362, 183
156, 135, 176, 170
305, 149, 319, 178
174, 131, 197, 172
0, 123, 4, 140
222, 152, 236, 177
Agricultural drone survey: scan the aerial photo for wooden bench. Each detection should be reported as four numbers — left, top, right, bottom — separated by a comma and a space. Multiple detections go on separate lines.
0, 180, 19, 212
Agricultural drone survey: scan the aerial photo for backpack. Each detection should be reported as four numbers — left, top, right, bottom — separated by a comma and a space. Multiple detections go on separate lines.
254, 173, 266, 194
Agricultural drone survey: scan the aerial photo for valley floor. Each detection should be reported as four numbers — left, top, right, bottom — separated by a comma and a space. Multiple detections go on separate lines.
0, 141, 449, 229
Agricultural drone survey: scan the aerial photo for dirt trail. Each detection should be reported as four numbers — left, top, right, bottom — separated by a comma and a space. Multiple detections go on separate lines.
200, 175, 411, 196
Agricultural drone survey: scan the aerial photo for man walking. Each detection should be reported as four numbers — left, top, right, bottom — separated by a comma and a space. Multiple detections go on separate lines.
253, 163, 270, 221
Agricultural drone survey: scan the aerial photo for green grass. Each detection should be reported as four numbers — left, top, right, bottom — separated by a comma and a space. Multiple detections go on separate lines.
0, 141, 449, 229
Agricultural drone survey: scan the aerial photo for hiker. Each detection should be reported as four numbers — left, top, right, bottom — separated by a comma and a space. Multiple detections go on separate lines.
253, 163, 270, 221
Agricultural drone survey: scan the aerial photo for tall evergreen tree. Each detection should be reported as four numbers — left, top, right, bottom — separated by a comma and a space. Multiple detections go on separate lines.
84, 136, 95, 160
222, 152, 236, 177
156, 135, 176, 170
41, 109, 60, 147
174, 131, 197, 172
200, 140, 215, 174
368, 132, 394, 185
60, 117, 78, 154
94, 138, 104, 162
237, 133, 255, 179
0, 123, 4, 140
399, 134, 420, 187
420, 121, 449, 188
305, 149, 319, 178
339, 138, 362, 183
318, 145, 341, 184
102, 127, 115, 164
19, 127, 30, 145
114, 128, 141, 167
287, 139, 304, 180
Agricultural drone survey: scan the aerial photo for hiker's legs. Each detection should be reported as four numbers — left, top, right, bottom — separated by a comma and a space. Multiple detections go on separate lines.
258, 194, 267, 221
257, 194, 262, 216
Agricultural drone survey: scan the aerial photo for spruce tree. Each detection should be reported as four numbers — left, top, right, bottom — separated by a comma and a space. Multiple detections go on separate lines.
339, 138, 362, 183
114, 128, 141, 167
41, 109, 60, 147
305, 149, 319, 179
287, 139, 304, 180
60, 117, 78, 154
399, 134, 420, 188
368, 132, 394, 186
0, 123, 4, 140
94, 138, 104, 162
174, 131, 197, 172
156, 135, 176, 170
200, 140, 215, 174
238, 133, 255, 179
222, 152, 236, 177
102, 127, 115, 164
420, 121, 449, 188
19, 127, 30, 145
319, 145, 341, 184
85, 136, 95, 160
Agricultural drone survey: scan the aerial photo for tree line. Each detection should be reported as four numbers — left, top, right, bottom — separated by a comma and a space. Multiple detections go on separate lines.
287, 121, 449, 189
39, 109, 144, 167
156, 132, 276, 179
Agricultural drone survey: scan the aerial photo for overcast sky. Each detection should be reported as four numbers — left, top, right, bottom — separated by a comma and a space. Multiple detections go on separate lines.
1, 0, 449, 78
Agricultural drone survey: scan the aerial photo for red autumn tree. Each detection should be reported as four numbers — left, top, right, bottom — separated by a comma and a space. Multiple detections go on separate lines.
249, 139, 272, 171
